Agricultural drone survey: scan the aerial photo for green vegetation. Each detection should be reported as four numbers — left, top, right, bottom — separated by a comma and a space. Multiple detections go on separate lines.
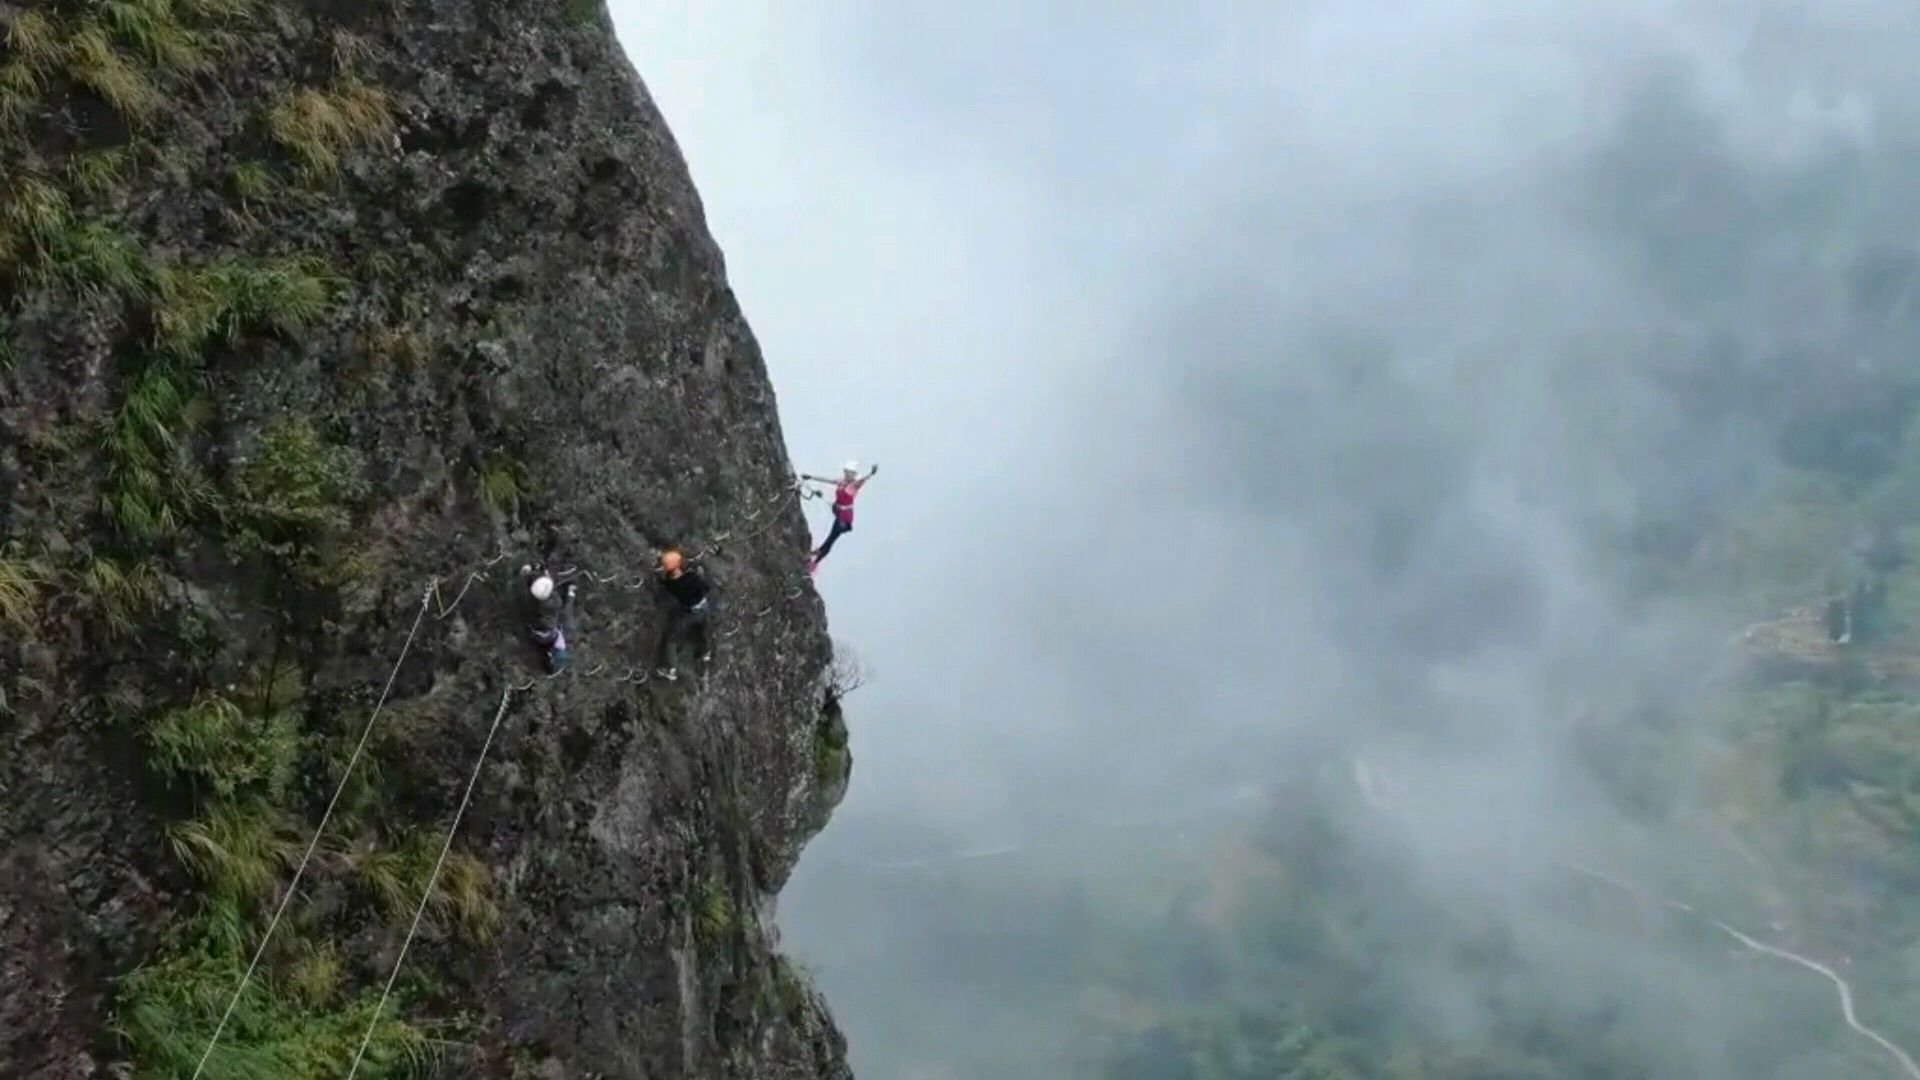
229, 160, 274, 204
99, 0, 217, 76
68, 146, 134, 198
164, 801, 301, 910
329, 29, 373, 75
149, 692, 302, 801
2, 3, 461, 1075
66, 23, 164, 121
115, 945, 434, 1080
354, 830, 501, 943
0, 549, 45, 633
697, 877, 737, 942
565, 0, 601, 28
815, 741, 849, 788
74, 553, 167, 638
151, 257, 335, 357
128, 684, 475, 1077
476, 451, 525, 515
358, 323, 428, 370
101, 259, 337, 541
267, 81, 394, 177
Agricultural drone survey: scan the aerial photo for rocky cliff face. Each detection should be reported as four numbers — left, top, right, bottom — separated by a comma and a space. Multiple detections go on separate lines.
0, 0, 851, 1076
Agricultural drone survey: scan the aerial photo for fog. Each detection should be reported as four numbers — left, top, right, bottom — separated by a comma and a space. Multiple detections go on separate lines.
612, 3, 1920, 1076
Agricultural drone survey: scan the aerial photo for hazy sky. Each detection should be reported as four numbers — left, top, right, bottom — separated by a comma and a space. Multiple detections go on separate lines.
610, 3, 1919, 1075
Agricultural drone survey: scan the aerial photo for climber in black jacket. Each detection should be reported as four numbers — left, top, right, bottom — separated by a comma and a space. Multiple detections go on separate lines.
651, 548, 713, 681
518, 562, 577, 673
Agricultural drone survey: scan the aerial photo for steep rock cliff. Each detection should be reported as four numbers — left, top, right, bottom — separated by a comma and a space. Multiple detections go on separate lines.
0, 0, 851, 1076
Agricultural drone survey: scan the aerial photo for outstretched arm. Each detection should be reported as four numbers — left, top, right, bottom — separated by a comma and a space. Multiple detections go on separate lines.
855, 464, 879, 489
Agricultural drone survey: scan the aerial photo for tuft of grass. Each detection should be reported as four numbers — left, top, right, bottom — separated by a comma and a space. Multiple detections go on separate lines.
67, 146, 134, 198
476, 452, 523, 515
281, 940, 343, 1008
233, 419, 366, 537
3, 174, 73, 263
329, 29, 373, 74
165, 800, 300, 902
149, 691, 303, 801
66, 24, 164, 122
359, 324, 427, 370
355, 833, 500, 942
3, 9, 62, 69
266, 80, 393, 177
696, 878, 736, 942
229, 160, 273, 203
47, 218, 151, 298
222, 258, 334, 337
814, 741, 849, 788
0, 551, 46, 633
100, 343, 220, 541
566, 0, 602, 27
0, 59, 45, 133
99, 0, 212, 75
114, 937, 436, 1080
75, 555, 167, 637
151, 257, 335, 358
176, 0, 263, 18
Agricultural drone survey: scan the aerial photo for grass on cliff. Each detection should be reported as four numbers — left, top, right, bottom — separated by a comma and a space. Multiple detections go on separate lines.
76, 555, 168, 638
354, 831, 501, 943
123, 688, 464, 1078
697, 878, 737, 942
0, 550, 45, 633
267, 81, 393, 176
165, 801, 302, 909
151, 257, 335, 358
477, 451, 525, 515
151, 691, 303, 801
116, 940, 436, 1080
66, 23, 164, 120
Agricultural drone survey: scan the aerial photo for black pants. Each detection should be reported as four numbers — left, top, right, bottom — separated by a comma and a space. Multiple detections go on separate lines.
814, 517, 852, 560
655, 601, 712, 670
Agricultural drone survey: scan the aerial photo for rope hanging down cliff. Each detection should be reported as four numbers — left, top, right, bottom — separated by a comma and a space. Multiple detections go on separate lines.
189, 586, 434, 1080
345, 685, 520, 1080
186, 479, 820, 1076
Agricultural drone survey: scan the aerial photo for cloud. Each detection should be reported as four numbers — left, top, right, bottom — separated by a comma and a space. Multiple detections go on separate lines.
613, 1, 1920, 1074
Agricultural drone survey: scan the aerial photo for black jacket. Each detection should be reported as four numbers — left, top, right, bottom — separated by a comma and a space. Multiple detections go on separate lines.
657, 567, 711, 611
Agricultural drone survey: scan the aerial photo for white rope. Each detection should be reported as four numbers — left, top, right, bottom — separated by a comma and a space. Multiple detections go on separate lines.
190, 585, 434, 1080
186, 479, 811, 1074
344, 686, 517, 1080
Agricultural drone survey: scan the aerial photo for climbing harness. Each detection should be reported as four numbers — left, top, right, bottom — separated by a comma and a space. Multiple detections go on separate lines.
185, 476, 820, 1076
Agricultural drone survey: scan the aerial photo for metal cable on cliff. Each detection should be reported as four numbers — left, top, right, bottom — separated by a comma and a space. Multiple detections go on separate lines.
190, 586, 435, 1080
345, 685, 520, 1080
191, 480, 824, 1075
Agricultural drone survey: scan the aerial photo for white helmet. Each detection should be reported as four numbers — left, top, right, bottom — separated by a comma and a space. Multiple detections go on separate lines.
843, 460, 860, 474
530, 574, 555, 601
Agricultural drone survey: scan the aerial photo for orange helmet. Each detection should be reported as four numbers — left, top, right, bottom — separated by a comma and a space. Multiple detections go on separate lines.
660, 549, 683, 572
